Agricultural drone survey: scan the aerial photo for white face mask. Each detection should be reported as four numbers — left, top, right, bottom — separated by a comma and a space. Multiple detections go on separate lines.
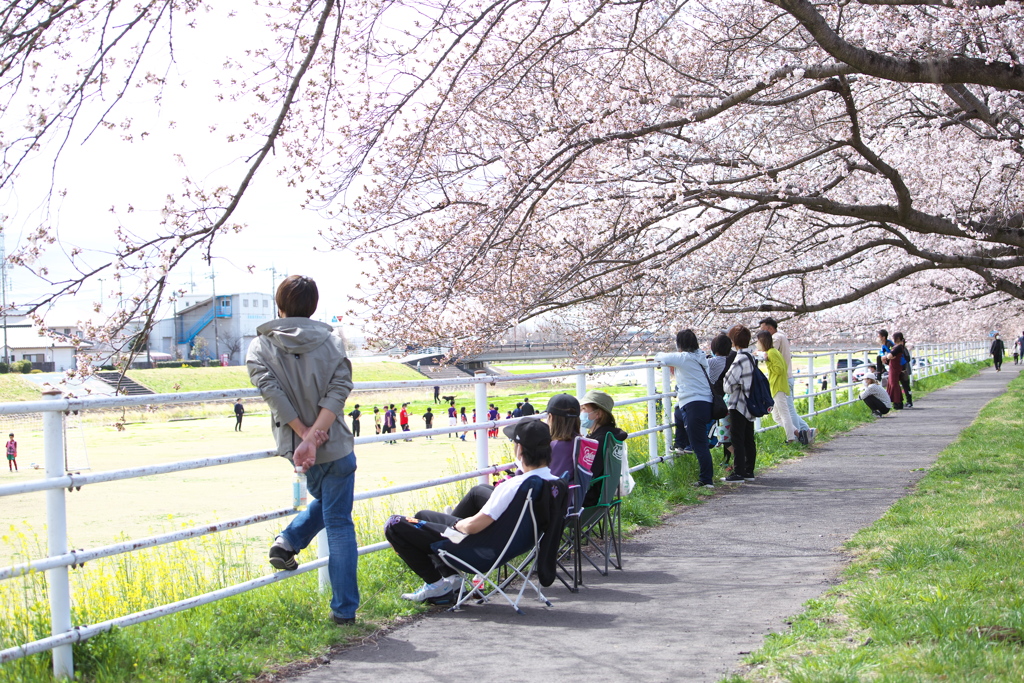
514, 444, 524, 471
580, 410, 594, 431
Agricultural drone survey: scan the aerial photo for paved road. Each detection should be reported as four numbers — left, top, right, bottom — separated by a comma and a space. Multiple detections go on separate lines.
289, 365, 1017, 683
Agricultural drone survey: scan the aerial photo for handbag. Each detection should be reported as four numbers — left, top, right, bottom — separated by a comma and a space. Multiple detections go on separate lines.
700, 363, 729, 421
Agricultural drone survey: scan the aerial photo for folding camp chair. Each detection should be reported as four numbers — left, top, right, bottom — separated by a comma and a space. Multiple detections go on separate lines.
556, 436, 598, 592
433, 476, 568, 614
577, 431, 625, 576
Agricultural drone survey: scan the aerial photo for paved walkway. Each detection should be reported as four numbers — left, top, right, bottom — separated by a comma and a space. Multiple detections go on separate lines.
290, 365, 1017, 683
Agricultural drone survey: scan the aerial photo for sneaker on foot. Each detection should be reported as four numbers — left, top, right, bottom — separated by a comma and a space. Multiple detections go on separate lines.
807, 428, 817, 444
401, 581, 454, 602
332, 614, 356, 626
721, 474, 744, 483
872, 410, 882, 417
268, 542, 298, 571
691, 481, 715, 489
797, 429, 809, 445
743, 475, 756, 481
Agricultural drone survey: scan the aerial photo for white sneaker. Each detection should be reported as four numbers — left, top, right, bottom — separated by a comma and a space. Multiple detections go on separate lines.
400, 581, 453, 602
444, 574, 464, 593
807, 428, 817, 444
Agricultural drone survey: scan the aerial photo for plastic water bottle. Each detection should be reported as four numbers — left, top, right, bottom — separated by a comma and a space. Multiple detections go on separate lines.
293, 467, 307, 511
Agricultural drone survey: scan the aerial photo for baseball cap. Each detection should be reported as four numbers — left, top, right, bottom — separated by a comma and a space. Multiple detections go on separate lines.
545, 393, 580, 417
502, 420, 552, 453
580, 390, 615, 414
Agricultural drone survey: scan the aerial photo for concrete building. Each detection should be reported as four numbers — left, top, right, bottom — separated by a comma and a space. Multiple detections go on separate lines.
0, 313, 88, 371
150, 292, 275, 365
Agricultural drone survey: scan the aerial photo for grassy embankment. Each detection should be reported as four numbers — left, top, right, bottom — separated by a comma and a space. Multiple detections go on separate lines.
0, 362, 986, 682
726, 364, 1023, 682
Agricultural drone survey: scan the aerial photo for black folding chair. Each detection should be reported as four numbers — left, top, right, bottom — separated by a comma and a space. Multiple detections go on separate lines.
433, 476, 568, 614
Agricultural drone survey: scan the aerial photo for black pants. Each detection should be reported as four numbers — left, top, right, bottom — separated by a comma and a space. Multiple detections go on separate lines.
994, 355, 1003, 370
453, 485, 493, 518
235, 415, 242, 431
351, 420, 360, 437
729, 409, 756, 479
862, 395, 890, 415
384, 510, 459, 583
899, 374, 913, 405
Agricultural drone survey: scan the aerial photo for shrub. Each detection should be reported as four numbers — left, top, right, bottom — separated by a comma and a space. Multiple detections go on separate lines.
0, 362, 8, 373
155, 360, 202, 369
29, 369, 43, 374
12, 360, 32, 374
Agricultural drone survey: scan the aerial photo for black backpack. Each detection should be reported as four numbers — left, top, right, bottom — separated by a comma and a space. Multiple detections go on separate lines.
744, 353, 776, 418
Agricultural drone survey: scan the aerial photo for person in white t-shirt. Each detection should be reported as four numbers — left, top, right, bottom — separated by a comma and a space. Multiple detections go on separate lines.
383, 420, 558, 603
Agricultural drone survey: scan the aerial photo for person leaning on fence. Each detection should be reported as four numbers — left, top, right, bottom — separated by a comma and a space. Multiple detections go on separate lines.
655, 329, 715, 488
723, 325, 757, 484
860, 377, 892, 417
755, 331, 799, 445
384, 420, 559, 603
892, 332, 914, 408
884, 336, 907, 410
546, 393, 582, 480
579, 390, 628, 506
709, 334, 734, 469
759, 317, 814, 445
246, 274, 359, 626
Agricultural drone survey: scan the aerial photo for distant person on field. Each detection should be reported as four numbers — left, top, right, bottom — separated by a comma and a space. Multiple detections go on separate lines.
448, 401, 457, 437
422, 407, 434, 439
6, 433, 16, 472
459, 406, 468, 440
520, 398, 536, 416
512, 402, 523, 418
348, 404, 361, 438
434, 385, 441, 403
374, 407, 381, 435
759, 317, 813, 445
990, 333, 1005, 372
860, 377, 891, 416
246, 274, 359, 626
234, 399, 245, 432
400, 403, 412, 441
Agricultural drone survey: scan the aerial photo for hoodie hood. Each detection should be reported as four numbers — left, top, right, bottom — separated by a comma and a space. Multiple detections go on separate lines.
256, 318, 338, 355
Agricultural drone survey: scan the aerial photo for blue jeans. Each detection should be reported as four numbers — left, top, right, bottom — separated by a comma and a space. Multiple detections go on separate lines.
280, 454, 359, 620
680, 401, 714, 484
787, 377, 810, 432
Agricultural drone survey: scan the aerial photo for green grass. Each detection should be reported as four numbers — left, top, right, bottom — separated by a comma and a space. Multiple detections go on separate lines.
127, 362, 423, 394
0, 374, 40, 401
725, 362, 1024, 683
0, 362, 989, 682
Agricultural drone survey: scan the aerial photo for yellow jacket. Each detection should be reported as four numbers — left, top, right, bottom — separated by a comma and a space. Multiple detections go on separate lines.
764, 348, 789, 397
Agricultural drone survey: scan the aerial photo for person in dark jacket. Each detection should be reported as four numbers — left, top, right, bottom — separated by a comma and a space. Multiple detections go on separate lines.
233, 399, 245, 431
520, 398, 536, 416
579, 390, 629, 507
991, 333, 1006, 371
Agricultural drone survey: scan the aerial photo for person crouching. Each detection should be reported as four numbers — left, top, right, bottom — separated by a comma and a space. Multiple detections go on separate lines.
860, 377, 892, 417
383, 420, 559, 603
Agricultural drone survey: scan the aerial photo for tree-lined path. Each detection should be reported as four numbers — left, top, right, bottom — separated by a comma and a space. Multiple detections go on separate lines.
287, 366, 1018, 683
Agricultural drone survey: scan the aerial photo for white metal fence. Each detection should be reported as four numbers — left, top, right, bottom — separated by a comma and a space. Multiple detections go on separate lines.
0, 341, 988, 679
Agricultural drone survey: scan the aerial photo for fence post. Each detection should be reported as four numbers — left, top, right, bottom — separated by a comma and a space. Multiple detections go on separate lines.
575, 365, 587, 399
474, 372, 489, 485
661, 364, 673, 459
846, 351, 854, 402
806, 354, 815, 416
645, 361, 659, 475
43, 388, 73, 680
317, 530, 330, 591
830, 352, 838, 408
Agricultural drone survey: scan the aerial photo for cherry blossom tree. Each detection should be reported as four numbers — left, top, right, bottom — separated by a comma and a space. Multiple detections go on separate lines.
4, 0, 1024, 359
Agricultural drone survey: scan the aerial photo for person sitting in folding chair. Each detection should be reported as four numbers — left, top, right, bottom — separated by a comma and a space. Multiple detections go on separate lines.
384, 420, 561, 604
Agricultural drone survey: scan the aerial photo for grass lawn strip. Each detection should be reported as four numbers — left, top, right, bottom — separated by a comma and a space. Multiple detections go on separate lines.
726, 367, 1023, 683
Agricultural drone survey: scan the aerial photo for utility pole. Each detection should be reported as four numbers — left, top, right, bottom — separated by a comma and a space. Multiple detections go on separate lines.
0, 235, 7, 365
207, 270, 220, 363
265, 265, 285, 311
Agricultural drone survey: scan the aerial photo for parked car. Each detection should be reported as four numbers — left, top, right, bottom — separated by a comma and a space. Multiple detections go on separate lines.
835, 358, 865, 371
852, 364, 885, 382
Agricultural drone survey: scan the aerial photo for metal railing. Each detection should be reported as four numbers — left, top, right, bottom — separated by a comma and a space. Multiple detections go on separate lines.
0, 342, 988, 678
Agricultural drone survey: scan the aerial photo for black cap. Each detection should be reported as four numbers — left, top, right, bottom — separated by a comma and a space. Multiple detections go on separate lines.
546, 393, 580, 417
502, 420, 552, 453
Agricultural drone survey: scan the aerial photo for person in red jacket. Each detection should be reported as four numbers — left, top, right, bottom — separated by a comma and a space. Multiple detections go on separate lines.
400, 403, 411, 441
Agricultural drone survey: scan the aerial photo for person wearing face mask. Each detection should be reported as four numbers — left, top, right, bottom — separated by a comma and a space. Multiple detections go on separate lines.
579, 390, 629, 508
383, 421, 558, 603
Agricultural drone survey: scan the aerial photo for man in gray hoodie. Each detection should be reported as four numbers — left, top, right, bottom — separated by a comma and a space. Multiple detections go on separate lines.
246, 275, 359, 625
